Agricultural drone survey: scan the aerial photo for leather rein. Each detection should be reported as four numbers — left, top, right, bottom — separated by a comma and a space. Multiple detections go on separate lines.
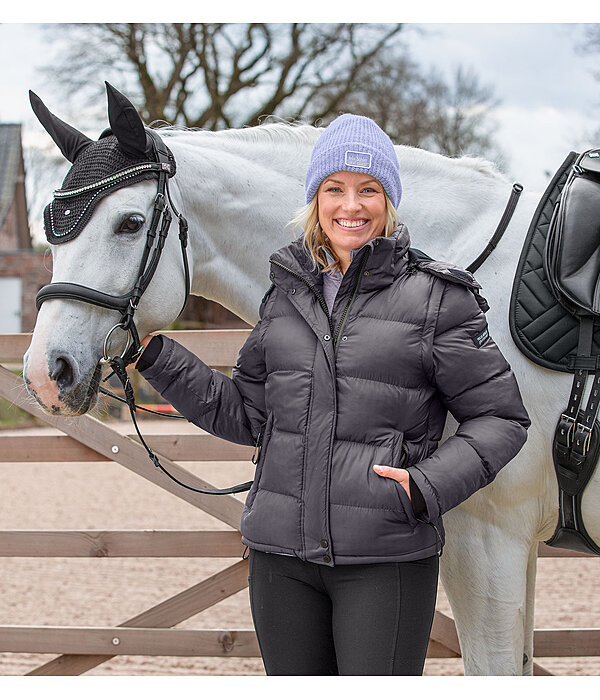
35, 132, 523, 498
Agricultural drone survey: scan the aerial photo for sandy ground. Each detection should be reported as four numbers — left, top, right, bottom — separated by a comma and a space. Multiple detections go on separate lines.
0, 420, 598, 677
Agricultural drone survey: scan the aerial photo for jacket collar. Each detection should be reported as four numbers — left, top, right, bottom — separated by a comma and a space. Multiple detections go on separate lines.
269, 223, 412, 294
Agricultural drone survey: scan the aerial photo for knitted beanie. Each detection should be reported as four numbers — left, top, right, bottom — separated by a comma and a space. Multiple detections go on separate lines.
305, 114, 402, 208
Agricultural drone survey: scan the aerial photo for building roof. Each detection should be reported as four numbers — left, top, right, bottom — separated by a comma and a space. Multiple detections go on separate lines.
0, 124, 24, 231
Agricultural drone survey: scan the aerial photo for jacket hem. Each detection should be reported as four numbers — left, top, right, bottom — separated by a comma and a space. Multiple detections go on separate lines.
241, 536, 300, 558
241, 537, 440, 564
332, 542, 441, 564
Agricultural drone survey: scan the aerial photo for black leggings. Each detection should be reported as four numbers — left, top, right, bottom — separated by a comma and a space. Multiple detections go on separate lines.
248, 548, 439, 675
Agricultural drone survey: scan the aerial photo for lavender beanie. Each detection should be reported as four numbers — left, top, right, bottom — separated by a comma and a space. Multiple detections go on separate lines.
305, 114, 402, 208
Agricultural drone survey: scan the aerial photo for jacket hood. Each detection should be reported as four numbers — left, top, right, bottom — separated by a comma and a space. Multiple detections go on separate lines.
269, 223, 412, 293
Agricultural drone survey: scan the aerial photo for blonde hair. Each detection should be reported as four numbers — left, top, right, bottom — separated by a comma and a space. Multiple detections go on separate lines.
288, 191, 400, 274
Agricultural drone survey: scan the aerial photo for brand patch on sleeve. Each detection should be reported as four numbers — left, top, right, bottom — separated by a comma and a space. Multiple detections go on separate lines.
471, 325, 490, 348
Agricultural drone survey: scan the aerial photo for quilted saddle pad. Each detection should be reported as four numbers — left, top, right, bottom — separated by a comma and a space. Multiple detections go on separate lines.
509, 151, 600, 372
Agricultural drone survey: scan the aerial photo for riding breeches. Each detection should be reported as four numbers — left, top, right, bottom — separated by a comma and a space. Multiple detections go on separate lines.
247, 548, 439, 675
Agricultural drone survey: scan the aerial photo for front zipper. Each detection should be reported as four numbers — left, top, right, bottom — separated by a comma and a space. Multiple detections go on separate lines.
269, 251, 370, 559
269, 258, 335, 337
251, 420, 267, 465
332, 249, 371, 354
269, 248, 371, 355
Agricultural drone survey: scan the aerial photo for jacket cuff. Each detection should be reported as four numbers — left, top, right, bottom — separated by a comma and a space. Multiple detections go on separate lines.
408, 474, 427, 515
406, 466, 440, 522
135, 335, 163, 372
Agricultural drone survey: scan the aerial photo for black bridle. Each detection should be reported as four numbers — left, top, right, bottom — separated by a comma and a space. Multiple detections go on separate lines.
35, 129, 253, 497
36, 130, 190, 367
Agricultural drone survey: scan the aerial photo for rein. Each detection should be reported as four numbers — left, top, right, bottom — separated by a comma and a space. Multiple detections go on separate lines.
466, 182, 523, 274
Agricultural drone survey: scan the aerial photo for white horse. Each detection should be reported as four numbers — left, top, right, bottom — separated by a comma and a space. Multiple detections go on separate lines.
23, 91, 596, 676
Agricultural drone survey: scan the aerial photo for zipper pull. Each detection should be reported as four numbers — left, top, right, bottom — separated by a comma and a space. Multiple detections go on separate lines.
430, 521, 444, 556
251, 421, 267, 465
415, 512, 444, 557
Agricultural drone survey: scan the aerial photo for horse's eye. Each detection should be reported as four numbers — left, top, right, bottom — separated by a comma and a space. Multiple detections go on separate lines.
117, 215, 144, 234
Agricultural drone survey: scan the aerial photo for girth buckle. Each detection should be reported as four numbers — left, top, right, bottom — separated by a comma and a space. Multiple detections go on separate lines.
573, 423, 593, 456
558, 413, 576, 447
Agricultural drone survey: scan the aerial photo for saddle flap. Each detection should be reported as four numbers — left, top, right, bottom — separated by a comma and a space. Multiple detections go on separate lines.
544, 148, 600, 316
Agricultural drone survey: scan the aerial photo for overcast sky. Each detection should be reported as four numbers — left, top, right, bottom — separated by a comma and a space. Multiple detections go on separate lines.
0, 13, 599, 229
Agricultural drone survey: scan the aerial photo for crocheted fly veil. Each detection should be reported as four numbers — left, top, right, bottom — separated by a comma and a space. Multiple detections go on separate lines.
30, 83, 176, 245
44, 136, 175, 244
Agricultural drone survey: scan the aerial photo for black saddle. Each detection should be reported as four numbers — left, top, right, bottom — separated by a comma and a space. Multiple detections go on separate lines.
510, 148, 600, 555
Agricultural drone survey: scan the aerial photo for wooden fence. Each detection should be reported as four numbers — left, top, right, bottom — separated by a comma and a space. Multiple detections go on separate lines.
0, 330, 598, 676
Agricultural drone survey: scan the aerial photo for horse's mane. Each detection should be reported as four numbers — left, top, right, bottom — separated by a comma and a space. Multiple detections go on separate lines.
397, 143, 509, 184
158, 119, 322, 147
455, 155, 508, 180
158, 120, 508, 183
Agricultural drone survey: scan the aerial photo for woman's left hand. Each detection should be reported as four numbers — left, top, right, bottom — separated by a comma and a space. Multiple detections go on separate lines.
373, 465, 411, 500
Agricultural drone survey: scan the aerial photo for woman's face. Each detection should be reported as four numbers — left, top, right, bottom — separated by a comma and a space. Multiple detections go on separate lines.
317, 171, 387, 259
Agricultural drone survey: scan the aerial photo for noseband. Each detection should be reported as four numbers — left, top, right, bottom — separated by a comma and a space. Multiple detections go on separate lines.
35, 128, 253, 497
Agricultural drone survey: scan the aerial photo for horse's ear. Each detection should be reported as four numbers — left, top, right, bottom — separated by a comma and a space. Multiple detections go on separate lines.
29, 90, 92, 163
105, 82, 152, 158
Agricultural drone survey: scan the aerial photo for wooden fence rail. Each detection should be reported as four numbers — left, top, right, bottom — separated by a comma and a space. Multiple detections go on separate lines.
0, 331, 597, 676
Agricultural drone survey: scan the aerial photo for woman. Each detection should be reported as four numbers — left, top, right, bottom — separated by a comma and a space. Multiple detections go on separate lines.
135, 114, 530, 675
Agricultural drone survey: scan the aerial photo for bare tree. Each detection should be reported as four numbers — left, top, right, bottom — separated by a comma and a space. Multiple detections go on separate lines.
335, 56, 501, 159
420, 66, 500, 157
38, 23, 503, 162
41, 23, 403, 129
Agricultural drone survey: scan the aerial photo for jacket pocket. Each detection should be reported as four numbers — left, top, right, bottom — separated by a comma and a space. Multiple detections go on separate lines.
245, 416, 272, 510
389, 431, 418, 527
390, 430, 409, 470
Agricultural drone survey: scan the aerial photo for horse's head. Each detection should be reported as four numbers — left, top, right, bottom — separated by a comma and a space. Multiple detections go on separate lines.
24, 83, 190, 416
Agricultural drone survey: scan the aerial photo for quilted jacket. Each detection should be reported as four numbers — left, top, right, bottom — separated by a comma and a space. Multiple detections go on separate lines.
139, 224, 530, 565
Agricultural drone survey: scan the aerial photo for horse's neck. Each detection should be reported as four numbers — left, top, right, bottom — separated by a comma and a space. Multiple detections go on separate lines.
166, 127, 316, 324
164, 128, 539, 325
397, 146, 528, 267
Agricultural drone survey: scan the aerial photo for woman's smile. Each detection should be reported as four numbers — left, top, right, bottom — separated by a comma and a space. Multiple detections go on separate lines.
335, 218, 369, 229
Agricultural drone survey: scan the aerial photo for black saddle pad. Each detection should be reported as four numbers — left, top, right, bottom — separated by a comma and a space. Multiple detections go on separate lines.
509, 152, 600, 372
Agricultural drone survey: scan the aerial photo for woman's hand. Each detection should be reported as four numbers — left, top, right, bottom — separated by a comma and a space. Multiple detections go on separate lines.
373, 465, 411, 500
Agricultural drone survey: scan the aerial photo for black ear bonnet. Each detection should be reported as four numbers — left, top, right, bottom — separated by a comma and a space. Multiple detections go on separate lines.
31, 84, 176, 245
43, 133, 176, 244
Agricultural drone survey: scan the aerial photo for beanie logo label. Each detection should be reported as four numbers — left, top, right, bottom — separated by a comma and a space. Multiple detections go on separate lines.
344, 150, 372, 169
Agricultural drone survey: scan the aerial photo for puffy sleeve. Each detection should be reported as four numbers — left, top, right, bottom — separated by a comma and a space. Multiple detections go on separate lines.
406, 281, 530, 521
138, 290, 273, 446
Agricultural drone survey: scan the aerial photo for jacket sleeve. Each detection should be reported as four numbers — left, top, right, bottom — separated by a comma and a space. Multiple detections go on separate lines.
406, 281, 530, 521
138, 299, 270, 447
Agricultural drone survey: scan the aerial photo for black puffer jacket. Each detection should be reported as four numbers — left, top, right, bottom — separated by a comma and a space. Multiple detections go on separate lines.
140, 225, 530, 565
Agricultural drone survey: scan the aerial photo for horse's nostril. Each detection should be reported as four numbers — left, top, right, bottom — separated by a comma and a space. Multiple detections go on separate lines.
50, 356, 75, 391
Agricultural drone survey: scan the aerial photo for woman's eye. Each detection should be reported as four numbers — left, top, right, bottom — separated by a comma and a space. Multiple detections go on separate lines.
117, 215, 144, 234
